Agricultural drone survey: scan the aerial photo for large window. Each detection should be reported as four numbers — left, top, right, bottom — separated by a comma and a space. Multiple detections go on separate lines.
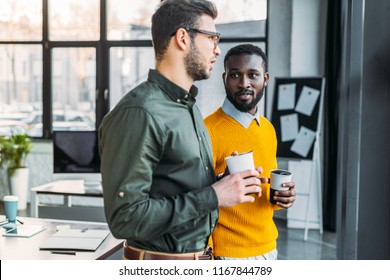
0, 0, 267, 138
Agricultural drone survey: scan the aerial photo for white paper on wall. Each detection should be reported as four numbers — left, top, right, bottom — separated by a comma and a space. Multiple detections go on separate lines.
280, 113, 299, 142
277, 83, 296, 110
290, 126, 316, 157
295, 86, 320, 116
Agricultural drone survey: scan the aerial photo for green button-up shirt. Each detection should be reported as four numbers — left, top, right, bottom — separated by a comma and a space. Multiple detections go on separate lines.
99, 69, 219, 253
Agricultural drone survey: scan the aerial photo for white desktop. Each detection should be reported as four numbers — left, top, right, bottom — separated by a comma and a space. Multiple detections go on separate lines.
52, 173, 102, 190
31, 179, 105, 222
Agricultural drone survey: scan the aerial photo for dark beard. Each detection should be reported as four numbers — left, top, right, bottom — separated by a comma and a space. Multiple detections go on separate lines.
226, 86, 265, 113
184, 41, 209, 81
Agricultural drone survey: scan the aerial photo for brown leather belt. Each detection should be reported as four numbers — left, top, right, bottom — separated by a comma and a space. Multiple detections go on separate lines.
123, 242, 211, 260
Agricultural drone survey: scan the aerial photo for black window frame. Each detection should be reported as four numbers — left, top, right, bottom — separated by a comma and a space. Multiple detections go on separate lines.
1, 0, 267, 139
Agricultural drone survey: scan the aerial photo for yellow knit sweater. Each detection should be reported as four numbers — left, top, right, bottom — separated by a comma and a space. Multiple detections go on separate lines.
205, 107, 279, 258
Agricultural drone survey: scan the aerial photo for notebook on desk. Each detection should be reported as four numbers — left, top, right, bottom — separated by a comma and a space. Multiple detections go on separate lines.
39, 228, 110, 251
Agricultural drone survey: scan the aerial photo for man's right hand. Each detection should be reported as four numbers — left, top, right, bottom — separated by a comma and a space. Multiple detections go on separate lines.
211, 169, 262, 208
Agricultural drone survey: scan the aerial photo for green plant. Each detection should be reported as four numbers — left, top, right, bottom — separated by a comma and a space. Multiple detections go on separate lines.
0, 133, 32, 176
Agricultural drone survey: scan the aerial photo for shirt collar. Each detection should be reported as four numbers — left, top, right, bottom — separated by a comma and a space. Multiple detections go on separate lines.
148, 69, 197, 107
221, 98, 261, 129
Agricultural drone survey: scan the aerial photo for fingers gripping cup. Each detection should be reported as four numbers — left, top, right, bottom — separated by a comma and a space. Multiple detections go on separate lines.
225, 151, 255, 174
270, 169, 292, 204
3, 195, 19, 223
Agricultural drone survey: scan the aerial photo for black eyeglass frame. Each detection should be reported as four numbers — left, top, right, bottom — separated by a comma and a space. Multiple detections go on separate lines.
169, 27, 221, 48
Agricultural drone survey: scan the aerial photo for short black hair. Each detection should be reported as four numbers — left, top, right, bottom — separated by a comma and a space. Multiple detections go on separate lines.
152, 0, 218, 61
224, 44, 268, 71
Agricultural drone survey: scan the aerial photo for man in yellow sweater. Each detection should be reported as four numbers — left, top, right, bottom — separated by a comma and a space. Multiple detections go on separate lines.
204, 44, 296, 260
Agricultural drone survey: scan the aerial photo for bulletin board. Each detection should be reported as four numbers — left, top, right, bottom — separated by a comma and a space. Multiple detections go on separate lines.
271, 77, 325, 160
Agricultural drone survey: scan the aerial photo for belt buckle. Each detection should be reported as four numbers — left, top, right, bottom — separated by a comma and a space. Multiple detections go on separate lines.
201, 246, 213, 260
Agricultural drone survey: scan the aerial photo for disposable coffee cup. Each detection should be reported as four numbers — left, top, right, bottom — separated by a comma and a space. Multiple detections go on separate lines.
3, 195, 19, 223
270, 169, 292, 204
225, 151, 255, 174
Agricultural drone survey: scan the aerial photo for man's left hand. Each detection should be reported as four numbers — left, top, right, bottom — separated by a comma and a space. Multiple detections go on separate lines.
273, 182, 296, 208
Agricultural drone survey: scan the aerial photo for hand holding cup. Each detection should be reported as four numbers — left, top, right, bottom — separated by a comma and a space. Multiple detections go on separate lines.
225, 151, 263, 197
269, 169, 293, 204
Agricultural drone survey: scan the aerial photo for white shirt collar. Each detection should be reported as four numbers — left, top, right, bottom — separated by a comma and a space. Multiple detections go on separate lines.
221, 98, 261, 129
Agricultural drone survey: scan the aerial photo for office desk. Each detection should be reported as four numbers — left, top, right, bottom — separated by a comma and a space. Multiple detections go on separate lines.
0, 215, 123, 260
31, 180, 105, 222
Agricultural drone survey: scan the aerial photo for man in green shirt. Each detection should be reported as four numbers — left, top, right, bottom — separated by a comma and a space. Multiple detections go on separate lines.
99, 0, 262, 260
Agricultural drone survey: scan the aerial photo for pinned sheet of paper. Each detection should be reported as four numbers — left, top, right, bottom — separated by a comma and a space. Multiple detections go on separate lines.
280, 113, 299, 142
295, 86, 320, 116
277, 83, 296, 110
290, 126, 316, 157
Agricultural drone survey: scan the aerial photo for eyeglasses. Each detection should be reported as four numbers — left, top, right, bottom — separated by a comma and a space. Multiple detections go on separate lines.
186, 28, 220, 49
170, 28, 221, 49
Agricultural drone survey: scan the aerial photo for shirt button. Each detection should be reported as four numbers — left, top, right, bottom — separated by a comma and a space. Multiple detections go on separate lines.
118, 192, 125, 198
205, 166, 209, 171
176, 99, 181, 103
198, 136, 202, 141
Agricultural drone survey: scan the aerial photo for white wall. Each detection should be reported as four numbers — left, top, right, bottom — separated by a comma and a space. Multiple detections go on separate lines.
267, 0, 327, 118
290, 0, 327, 76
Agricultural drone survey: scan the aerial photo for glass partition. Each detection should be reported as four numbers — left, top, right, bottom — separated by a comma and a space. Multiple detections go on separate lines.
109, 47, 154, 109
0, 0, 42, 41
107, 0, 160, 40
47, 48, 96, 134
49, 0, 100, 41
0, 45, 42, 136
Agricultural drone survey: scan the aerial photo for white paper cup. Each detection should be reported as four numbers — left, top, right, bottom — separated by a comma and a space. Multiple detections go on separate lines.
3, 195, 19, 222
270, 169, 292, 204
225, 151, 255, 174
